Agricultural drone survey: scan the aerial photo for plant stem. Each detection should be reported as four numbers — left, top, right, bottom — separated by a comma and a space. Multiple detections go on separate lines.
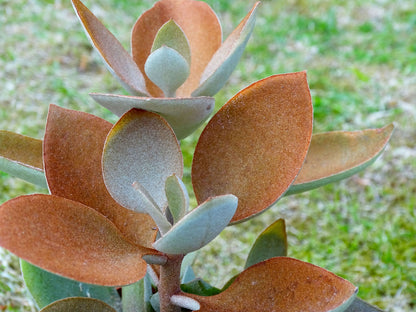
159, 254, 184, 312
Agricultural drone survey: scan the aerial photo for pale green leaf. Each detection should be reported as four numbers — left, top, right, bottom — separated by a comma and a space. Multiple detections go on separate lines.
151, 20, 191, 64
39, 297, 116, 312
165, 174, 189, 224
103, 109, 183, 214
191, 2, 259, 97
244, 219, 287, 269
122, 274, 153, 312
90, 93, 214, 139
150, 293, 160, 312
145, 46, 190, 97
153, 195, 237, 254
21, 260, 121, 311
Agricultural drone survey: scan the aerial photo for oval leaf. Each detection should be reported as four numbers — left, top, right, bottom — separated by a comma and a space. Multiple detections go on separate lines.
90, 93, 214, 139
39, 297, 116, 312
0, 130, 47, 187
21, 260, 121, 310
103, 109, 183, 214
192, 72, 313, 223
187, 257, 357, 312
244, 218, 287, 269
44, 105, 157, 247
153, 195, 237, 254
165, 174, 189, 224
287, 124, 395, 196
151, 20, 191, 64
192, 2, 259, 97
72, 0, 148, 95
131, 0, 222, 97
0, 194, 148, 286
144, 46, 190, 97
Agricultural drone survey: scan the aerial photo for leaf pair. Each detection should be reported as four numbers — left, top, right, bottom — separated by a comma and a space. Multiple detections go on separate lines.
72, 0, 259, 138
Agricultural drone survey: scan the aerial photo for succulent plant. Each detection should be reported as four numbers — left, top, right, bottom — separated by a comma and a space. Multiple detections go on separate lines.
0, 1, 394, 311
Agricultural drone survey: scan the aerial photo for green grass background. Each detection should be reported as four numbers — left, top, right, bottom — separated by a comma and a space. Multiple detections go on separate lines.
0, 0, 415, 311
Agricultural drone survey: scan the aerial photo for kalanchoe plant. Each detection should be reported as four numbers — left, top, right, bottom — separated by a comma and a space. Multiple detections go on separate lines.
0, 1, 394, 312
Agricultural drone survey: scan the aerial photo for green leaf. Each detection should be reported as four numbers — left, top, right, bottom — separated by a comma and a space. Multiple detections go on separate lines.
122, 274, 153, 312
345, 298, 384, 312
152, 20, 191, 64
165, 174, 189, 224
244, 219, 287, 269
21, 260, 121, 310
144, 46, 190, 97
150, 293, 160, 312
180, 251, 198, 283
90, 93, 214, 139
181, 279, 221, 296
39, 297, 117, 312
286, 124, 394, 196
192, 2, 259, 97
0, 130, 47, 187
153, 195, 238, 254
102, 109, 183, 215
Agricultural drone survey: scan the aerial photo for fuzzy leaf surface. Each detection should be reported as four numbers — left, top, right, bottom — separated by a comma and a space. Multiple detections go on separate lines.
131, 0, 222, 97
186, 257, 357, 312
244, 218, 287, 269
39, 297, 116, 312
103, 109, 183, 214
91, 93, 214, 139
0, 130, 47, 187
145, 46, 190, 97
44, 105, 157, 247
192, 2, 259, 97
165, 174, 189, 224
287, 124, 394, 195
192, 72, 313, 223
153, 195, 237, 254
72, 0, 148, 95
151, 20, 191, 64
0, 194, 148, 286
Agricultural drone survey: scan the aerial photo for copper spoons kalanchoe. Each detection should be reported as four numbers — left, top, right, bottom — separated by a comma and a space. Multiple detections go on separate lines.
0, 0, 395, 311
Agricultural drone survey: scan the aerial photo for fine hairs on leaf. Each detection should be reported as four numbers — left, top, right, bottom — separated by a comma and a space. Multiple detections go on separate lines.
0, 0, 396, 311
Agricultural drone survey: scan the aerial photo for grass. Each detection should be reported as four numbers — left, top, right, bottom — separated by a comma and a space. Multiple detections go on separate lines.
0, 0, 415, 311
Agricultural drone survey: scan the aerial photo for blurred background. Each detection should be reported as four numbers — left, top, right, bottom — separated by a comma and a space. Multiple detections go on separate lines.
0, 0, 415, 311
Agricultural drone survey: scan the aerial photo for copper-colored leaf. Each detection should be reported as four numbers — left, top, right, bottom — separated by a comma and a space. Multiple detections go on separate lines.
0, 130, 47, 187
71, 0, 148, 96
43, 105, 157, 247
187, 257, 357, 312
102, 109, 183, 214
192, 2, 259, 97
288, 124, 395, 195
0, 194, 148, 286
39, 297, 116, 312
131, 0, 222, 97
192, 72, 313, 223
0, 130, 43, 170
90, 93, 214, 139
